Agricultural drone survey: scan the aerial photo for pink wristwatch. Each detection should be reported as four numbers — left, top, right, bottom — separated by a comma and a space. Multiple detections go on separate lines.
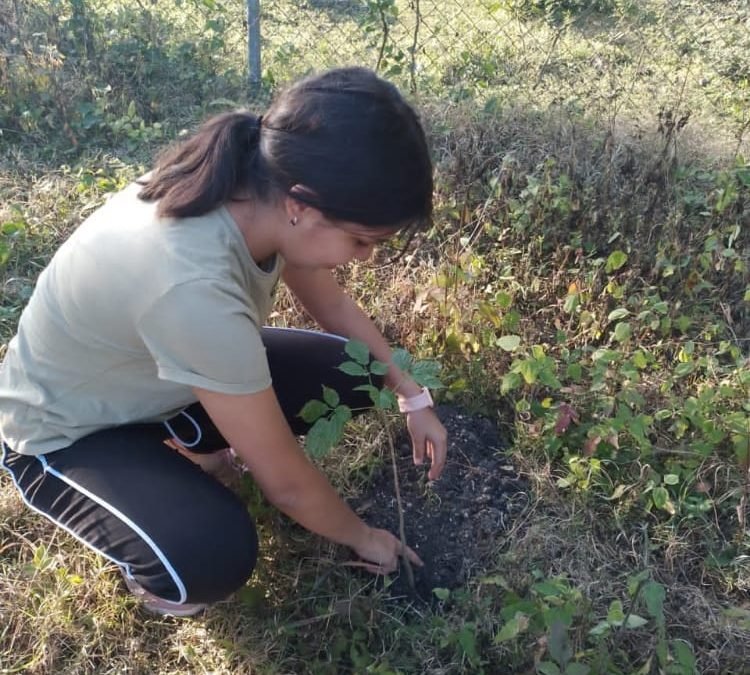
397, 387, 434, 413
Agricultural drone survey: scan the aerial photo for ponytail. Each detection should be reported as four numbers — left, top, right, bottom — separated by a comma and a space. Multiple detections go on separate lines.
138, 112, 263, 219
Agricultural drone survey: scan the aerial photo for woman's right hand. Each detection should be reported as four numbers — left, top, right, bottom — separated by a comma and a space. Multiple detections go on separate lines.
353, 526, 424, 575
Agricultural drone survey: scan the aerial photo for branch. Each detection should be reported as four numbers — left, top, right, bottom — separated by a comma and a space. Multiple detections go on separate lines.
378, 408, 415, 592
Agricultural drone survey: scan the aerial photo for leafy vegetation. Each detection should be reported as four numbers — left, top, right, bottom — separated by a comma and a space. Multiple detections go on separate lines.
1, 0, 749, 673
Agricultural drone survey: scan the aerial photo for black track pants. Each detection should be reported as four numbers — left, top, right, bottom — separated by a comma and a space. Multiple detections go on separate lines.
1, 328, 378, 604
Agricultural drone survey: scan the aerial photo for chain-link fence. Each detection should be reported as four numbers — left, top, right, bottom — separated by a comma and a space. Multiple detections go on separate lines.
254, 0, 749, 155
1, 0, 749, 156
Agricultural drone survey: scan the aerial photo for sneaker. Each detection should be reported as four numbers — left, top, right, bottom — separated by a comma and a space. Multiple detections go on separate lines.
122, 573, 207, 617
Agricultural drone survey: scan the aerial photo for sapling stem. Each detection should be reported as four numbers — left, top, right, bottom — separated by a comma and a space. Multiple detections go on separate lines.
378, 408, 416, 593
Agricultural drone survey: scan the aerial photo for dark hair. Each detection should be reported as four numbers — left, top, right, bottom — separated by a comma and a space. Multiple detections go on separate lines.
138, 67, 433, 231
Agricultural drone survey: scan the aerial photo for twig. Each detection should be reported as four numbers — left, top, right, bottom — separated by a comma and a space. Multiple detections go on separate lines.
375, 3, 389, 73
532, 25, 564, 91
409, 0, 420, 95
378, 409, 415, 592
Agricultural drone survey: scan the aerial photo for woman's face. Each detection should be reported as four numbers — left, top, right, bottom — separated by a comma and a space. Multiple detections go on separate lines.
282, 211, 399, 269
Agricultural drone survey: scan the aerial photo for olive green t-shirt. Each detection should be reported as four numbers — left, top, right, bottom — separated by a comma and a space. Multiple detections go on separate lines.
0, 182, 282, 455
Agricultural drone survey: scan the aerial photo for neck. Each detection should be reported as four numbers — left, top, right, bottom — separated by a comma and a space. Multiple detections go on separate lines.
225, 198, 284, 265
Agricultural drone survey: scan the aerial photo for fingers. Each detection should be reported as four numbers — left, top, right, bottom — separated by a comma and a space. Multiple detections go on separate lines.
427, 434, 448, 481
401, 543, 424, 567
362, 562, 393, 575
356, 544, 423, 576
407, 410, 448, 480
353, 529, 424, 576
412, 434, 426, 466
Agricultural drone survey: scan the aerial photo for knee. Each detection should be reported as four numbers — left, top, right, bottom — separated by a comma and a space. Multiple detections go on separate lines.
186, 499, 259, 603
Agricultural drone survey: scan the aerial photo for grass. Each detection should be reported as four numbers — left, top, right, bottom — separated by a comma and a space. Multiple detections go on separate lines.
2, 0, 750, 673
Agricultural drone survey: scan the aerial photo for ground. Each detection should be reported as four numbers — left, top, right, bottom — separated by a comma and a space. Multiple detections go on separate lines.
352, 405, 528, 599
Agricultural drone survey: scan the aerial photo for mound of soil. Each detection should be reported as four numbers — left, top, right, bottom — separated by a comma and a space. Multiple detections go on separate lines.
351, 405, 527, 599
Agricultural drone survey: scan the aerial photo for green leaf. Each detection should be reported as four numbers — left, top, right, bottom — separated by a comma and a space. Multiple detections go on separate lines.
671, 640, 696, 669
566, 363, 583, 382
564, 665, 590, 675
322, 386, 339, 408
339, 361, 368, 377
623, 614, 648, 628
533, 580, 567, 597
496, 290, 513, 308
497, 335, 521, 352
652, 486, 669, 509
591, 348, 619, 364
501, 371, 522, 394
643, 581, 666, 619
457, 624, 480, 666
613, 321, 632, 342
654, 491, 677, 515
410, 360, 443, 389
589, 621, 611, 637
632, 351, 648, 369
537, 662, 561, 675
494, 612, 528, 642
391, 347, 412, 371
305, 419, 336, 458
369, 360, 389, 376
606, 250, 628, 273
663, 474, 679, 485
518, 360, 537, 384
539, 369, 562, 389
547, 619, 572, 668
563, 293, 580, 314
608, 308, 630, 322
1, 219, 26, 235
674, 362, 695, 378
329, 405, 352, 439
607, 600, 625, 623
543, 606, 574, 630
432, 587, 450, 600
299, 399, 329, 423
377, 389, 397, 410
353, 384, 379, 399
345, 339, 370, 365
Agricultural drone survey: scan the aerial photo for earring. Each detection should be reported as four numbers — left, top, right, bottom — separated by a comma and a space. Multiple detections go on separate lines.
290, 216, 298, 226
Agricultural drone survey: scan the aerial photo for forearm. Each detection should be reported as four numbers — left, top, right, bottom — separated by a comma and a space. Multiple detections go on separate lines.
266, 455, 369, 549
194, 386, 370, 550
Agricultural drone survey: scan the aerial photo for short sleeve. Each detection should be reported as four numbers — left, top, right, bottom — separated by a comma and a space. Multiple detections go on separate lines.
136, 279, 271, 394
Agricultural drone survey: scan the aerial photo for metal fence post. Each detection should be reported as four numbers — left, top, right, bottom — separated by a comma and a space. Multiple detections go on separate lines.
247, 0, 261, 95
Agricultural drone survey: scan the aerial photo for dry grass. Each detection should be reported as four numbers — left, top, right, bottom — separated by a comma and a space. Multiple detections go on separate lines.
2, 2, 750, 672
2, 100, 749, 673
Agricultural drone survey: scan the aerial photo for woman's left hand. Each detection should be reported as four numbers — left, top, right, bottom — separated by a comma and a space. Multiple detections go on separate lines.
405, 408, 448, 480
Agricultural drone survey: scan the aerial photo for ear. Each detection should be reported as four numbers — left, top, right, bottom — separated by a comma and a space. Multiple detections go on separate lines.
283, 194, 307, 222
285, 185, 327, 226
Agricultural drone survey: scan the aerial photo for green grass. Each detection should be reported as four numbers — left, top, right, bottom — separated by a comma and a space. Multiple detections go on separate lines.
2, 0, 750, 673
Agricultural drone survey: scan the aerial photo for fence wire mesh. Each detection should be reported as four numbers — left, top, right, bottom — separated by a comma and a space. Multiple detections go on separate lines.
253, 0, 749, 155
1, 0, 748, 156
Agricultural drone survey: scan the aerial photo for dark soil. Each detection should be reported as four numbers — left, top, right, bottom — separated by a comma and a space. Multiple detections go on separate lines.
351, 405, 528, 600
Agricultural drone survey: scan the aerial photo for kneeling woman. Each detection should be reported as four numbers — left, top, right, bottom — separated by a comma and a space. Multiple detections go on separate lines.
0, 67, 447, 616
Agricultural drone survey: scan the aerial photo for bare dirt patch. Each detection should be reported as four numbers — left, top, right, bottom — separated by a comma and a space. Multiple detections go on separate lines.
352, 405, 528, 599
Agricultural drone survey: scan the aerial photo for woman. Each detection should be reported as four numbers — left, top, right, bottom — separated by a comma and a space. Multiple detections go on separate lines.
0, 67, 447, 616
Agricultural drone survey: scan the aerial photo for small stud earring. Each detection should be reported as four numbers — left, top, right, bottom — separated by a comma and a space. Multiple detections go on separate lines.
290, 216, 298, 226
